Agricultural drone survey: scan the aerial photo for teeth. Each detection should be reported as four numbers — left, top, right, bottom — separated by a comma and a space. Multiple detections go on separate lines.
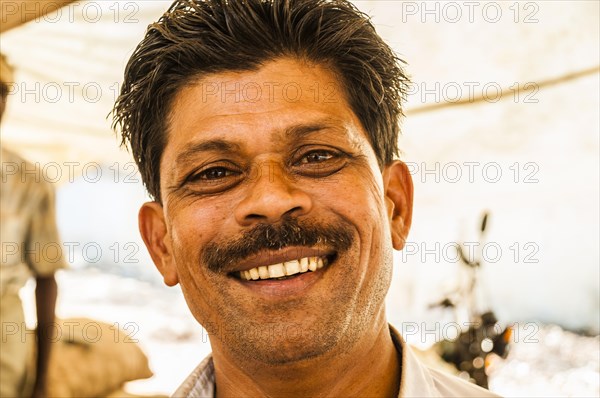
300, 257, 309, 272
284, 260, 300, 276
258, 266, 269, 279
268, 263, 285, 278
308, 257, 317, 271
238, 256, 329, 281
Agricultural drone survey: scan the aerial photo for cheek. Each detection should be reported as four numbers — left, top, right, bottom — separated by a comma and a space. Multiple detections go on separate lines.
358, 167, 389, 225
167, 200, 230, 261
167, 206, 228, 318
170, 194, 231, 228
317, 169, 386, 223
344, 170, 391, 251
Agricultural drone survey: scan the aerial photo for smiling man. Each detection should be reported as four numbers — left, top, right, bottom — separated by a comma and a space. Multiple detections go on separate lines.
112, 1, 500, 397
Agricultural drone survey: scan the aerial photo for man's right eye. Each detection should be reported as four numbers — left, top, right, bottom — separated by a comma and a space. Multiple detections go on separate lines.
182, 163, 243, 194
194, 167, 235, 181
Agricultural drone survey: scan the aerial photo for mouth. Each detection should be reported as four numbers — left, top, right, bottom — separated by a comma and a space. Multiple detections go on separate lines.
226, 247, 338, 296
235, 255, 334, 281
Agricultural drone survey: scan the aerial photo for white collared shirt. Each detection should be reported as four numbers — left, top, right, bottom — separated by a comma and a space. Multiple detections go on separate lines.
172, 325, 501, 397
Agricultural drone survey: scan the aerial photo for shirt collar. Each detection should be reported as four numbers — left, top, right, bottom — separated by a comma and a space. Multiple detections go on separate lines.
390, 325, 444, 397
173, 324, 445, 398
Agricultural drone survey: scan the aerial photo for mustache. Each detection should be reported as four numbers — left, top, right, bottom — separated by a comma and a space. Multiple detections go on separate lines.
202, 217, 354, 273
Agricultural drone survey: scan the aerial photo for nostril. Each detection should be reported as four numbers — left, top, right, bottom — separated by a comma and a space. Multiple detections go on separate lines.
246, 213, 266, 221
284, 206, 304, 217
234, 182, 312, 226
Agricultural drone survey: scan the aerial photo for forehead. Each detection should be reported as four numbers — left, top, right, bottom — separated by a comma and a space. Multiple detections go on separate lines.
168, 58, 359, 135
161, 58, 376, 173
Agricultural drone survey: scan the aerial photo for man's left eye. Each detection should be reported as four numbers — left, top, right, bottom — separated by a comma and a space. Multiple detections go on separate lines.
299, 150, 334, 164
293, 148, 348, 178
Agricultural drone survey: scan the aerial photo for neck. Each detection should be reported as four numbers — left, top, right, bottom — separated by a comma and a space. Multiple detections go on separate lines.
212, 312, 401, 398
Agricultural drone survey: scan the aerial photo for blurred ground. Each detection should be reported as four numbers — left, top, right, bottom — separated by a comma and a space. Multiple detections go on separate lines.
490, 324, 599, 397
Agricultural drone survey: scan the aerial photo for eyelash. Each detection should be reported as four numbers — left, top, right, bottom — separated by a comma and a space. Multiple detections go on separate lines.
194, 167, 237, 181
291, 148, 348, 177
187, 163, 241, 184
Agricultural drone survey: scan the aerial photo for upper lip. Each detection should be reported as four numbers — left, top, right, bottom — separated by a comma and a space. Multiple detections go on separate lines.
226, 246, 335, 274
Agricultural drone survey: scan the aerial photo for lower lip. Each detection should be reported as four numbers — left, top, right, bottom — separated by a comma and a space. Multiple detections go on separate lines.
231, 265, 329, 297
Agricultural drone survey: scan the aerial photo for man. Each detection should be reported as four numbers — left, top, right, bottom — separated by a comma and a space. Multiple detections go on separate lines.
112, 1, 500, 396
0, 55, 64, 397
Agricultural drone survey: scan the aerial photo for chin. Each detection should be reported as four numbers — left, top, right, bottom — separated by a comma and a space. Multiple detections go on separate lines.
232, 327, 342, 366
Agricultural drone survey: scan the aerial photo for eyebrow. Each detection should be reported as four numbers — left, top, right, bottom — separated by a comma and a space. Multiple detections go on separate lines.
175, 119, 341, 164
279, 121, 338, 142
176, 140, 242, 165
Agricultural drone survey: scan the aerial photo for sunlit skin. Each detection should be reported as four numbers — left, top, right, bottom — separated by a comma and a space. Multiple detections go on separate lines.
139, 58, 413, 397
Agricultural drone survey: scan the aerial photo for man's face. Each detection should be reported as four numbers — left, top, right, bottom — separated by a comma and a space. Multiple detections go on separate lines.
140, 58, 412, 364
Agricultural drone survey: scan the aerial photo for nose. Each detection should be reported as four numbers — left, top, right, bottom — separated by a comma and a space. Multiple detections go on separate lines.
234, 161, 312, 226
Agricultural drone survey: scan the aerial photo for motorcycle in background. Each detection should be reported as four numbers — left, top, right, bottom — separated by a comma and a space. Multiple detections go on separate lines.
431, 212, 512, 389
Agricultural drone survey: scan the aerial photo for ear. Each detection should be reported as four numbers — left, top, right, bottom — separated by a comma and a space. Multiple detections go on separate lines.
138, 202, 179, 286
382, 161, 414, 250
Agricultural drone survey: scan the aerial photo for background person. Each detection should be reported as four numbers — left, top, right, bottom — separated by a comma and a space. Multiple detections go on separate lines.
1, 54, 65, 398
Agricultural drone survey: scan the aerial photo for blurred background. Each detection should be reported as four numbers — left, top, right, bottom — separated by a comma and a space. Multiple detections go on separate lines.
1, 0, 598, 396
